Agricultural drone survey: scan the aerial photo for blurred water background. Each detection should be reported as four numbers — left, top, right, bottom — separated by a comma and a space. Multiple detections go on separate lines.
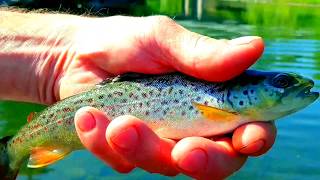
0, 0, 319, 179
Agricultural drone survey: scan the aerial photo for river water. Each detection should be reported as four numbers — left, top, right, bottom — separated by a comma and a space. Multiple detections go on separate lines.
0, 1, 319, 180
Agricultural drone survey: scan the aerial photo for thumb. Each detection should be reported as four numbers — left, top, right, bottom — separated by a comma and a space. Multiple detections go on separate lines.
151, 16, 264, 81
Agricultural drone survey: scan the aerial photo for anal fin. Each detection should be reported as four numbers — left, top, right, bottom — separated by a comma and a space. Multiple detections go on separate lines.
27, 147, 71, 168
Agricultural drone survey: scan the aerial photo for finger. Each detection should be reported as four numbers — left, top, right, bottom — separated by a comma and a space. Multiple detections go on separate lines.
232, 122, 277, 156
106, 115, 179, 176
172, 137, 247, 180
149, 16, 264, 81
90, 16, 263, 82
74, 107, 134, 173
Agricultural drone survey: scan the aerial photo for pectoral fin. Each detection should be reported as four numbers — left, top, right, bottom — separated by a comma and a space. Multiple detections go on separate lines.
27, 147, 71, 168
192, 102, 240, 121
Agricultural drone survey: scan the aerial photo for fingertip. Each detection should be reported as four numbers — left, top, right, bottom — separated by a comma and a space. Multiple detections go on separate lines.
172, 137, 246, 179
167, 35, 264, 82
106, 115, 145, 154
203, 36, 264, 82
233, 122, 277, 156
75, 107, 97, 132
75, 106, 110, 135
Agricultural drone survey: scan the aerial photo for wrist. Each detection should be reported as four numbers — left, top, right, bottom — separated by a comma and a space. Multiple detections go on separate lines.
0, 11, 90, 104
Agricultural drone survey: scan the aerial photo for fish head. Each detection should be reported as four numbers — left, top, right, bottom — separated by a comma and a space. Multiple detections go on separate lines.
227, 70, 319, 121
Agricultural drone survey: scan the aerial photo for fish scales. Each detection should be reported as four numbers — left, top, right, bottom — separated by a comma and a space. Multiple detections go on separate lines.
0, 70, 318, 179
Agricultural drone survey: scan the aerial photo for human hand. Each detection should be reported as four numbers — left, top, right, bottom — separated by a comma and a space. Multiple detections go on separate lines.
51, 16, 276, 179
74, 108, 276, 179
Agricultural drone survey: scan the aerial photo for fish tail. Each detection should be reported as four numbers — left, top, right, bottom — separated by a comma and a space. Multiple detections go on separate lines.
0, 136, 18, 180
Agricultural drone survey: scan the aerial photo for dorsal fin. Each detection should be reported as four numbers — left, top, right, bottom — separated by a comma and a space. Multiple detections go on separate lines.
96, 73, 159, 87
27, 112, 37, 123
27, 147, 71, 168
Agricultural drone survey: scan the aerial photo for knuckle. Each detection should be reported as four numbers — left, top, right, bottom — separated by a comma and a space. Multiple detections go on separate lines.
148, 15, 175, 25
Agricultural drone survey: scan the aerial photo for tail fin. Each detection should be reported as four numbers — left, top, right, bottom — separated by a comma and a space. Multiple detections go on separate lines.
0, 136, 18, 180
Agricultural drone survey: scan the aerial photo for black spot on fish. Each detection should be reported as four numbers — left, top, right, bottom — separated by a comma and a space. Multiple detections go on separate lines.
161, 101, 168, 105
243, 90, 248, 95
189, 106, 194, 110
250, 90, 255, 94
87, 98, 93, 103
174, 99, 179, 103
163, 110, 167, 115
149, 90, 154, 96
264, 88, 268, 92
178, 89, 183, 95
121, 99, 128, 103
196, 96, 201, 101
63, 107, 71, 112
239, 101, 244, 106
98, 95, 104, 99
107, 94, 112, 98
142, 93, 147, 98
139, 102, 143, 108
168, 87, 173, 94
181, 111, 186, 116
114, 91, 123, 96
145, 111, 150, 116
129, 92, 134, 98
221, 93, 225, 103
254, 97, 257, 100
233, 96, 238, 99
217, 87, 224, 92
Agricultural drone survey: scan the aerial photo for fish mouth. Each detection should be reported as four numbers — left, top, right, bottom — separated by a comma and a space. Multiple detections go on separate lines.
296, 82, 319, 99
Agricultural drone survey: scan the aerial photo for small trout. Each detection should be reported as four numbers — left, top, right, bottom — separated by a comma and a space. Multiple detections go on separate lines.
0, 70, 318, 179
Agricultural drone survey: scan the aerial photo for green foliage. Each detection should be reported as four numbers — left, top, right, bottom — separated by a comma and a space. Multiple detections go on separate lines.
0, 101, 45, 137
146, 0, 183, 15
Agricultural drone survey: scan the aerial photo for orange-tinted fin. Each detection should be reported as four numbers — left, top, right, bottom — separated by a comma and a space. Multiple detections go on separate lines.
27, 112, 36, 123
192, 102, 240, 121
27, 147, 71, 168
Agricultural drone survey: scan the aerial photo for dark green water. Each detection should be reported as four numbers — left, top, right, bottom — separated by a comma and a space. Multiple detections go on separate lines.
1, 1, 319, 179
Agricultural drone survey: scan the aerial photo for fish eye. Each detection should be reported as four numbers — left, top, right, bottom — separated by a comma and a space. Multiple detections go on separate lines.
271, 74, 292, 88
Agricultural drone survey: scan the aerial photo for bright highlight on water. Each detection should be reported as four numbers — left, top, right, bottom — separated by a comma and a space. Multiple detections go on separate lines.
0, 70, 318, 179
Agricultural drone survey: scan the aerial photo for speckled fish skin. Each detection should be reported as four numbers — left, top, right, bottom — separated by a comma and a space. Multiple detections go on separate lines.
1, 70, 319, 178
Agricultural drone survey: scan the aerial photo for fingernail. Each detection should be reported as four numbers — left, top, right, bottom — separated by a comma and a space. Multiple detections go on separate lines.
111, 127, 138, 151
177, 149, 207, 174
77, 111, 96, 132
229, 36, 261, 45
240, 139, 265, 154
